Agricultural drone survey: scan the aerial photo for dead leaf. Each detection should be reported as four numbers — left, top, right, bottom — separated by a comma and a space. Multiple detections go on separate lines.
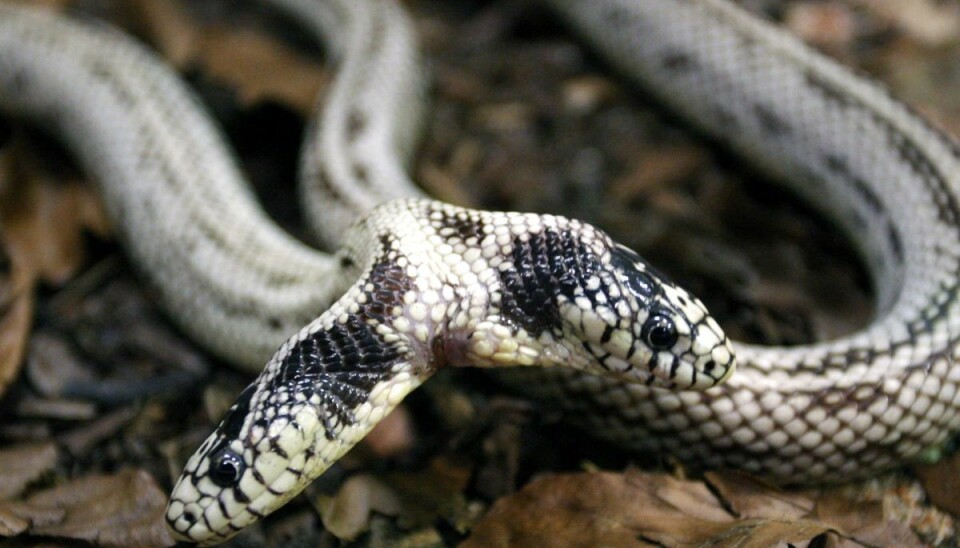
25, 469, 174, 547
0, 500, 65, 537
0, 133, 110, 398
699, 518, 840, 548
0, 145, 35, 397
0, 505, 29, 537
609, 145, 710, 202
856, 0, 960, 46
196, 26, 327, 116
784, 2, 856, 48
106, 0, 328, 115
704, 471, 815, 520
462, 471, 862, 548
317, 474, 402, 541
123, 0, 199, 68
0, 242, 32, 398
0, 138, 110, 286
914, 452, 960, 517
0, 442, 58, 500
362, 404, 416, 459
25, 330, 93, 399
464, 471, 731, 547
384, 456, 472, 531
561, 75, 621, 114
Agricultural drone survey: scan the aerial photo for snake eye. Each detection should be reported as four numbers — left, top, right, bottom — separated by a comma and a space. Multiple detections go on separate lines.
209, 449, 245, 487
642, 314, 678, 350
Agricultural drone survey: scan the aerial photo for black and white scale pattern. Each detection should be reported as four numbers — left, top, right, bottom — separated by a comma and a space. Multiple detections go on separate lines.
6, 0, 960, 545
166, 199, 734, 543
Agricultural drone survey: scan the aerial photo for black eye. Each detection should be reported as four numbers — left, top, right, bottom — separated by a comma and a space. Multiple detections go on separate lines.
208, 449, 245, 487
642, 314, 678, 350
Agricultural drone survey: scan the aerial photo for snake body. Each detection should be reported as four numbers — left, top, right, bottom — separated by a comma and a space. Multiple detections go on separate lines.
1, 0, 959, 545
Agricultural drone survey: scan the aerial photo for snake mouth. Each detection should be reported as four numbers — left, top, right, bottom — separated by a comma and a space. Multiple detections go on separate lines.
644, 339, 736, 391
165, 457, 295, 545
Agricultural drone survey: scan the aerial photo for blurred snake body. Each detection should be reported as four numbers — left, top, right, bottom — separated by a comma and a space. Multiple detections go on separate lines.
1, 0, 959, 545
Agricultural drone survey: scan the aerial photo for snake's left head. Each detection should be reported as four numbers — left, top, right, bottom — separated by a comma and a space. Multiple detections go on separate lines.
560, 241, 736, 390
165, 376, 321, 545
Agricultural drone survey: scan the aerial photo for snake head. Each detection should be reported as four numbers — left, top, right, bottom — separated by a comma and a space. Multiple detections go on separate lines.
166, 312, 425, 545
582, 243, 736, 389
496, 226, 735, 390
165, 382, 276, 545
165, 372, 325, 545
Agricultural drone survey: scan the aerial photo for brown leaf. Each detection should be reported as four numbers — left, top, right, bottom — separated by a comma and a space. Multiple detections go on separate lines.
857, 0, 960, 46
0, 147, 35, 398
914, 452, 960, 516
317, 474, 402, 541
0, 505, 29, 537
609, 145, 710, 202
464, 471, 734, 547
784, 2, 857, 48
383, 456, 472, 530
701, 518, 840, 548
361, 404, 416, 458
0, 247, 32, 398
110, 0, 328, 116
0, 442, 59, 500
464, 471, 858, 548
814, 489, 885, 534
0, 134, 111, 398
704, 471, 815, 520
0, 138, 110, 286
25, 469, 175, 547
0, 500, 65, 537
123, 0, 199, 69
195, 26, 327, 116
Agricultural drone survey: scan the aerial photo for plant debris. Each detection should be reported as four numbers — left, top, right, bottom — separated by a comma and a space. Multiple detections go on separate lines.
0, 0, 958, 546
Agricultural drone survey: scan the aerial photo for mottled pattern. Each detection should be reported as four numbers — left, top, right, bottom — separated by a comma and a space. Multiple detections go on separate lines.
540, 0, 960, 482
4, 0, 960, 546
498, 229, 593, 336
165, 200, 733, 544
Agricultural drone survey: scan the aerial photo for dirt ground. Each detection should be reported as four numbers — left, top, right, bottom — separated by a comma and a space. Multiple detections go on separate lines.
1, 0, 959, 546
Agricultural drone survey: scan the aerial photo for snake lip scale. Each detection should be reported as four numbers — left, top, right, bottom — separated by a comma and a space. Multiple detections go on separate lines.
1, 0, 959, 545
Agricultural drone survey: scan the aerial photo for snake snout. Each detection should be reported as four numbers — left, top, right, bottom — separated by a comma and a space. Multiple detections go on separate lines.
646, 291, 736, 390
596, 243, 736, 391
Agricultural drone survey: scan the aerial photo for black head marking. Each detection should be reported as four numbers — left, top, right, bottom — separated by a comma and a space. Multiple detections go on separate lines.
216, 383, 257, 442
609, 245, 661, 300
498, 229, 602, 336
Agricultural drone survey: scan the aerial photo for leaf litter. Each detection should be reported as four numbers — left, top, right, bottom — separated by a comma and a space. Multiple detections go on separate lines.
0, 0, 958, 546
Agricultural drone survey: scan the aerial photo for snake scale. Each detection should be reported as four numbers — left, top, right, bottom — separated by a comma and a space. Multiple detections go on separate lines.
1, 0, 959, 544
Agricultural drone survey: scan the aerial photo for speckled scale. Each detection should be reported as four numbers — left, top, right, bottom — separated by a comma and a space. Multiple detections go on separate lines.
268, 315, 404, 439
9, 0, 960, 544
499, 229, 602, 336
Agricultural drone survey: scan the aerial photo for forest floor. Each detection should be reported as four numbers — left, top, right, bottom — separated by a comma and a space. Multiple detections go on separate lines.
1, 0, 959, 545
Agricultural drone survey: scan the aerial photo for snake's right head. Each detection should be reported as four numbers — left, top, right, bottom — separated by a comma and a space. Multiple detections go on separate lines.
572, 241, 736, 390
491, 222, 734, 391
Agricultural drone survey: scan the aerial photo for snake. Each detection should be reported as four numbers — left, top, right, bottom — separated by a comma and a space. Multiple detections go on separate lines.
1, 0, 960, 544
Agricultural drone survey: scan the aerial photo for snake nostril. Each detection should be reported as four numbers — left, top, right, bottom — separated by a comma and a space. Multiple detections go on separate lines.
182, 510, 196, 524
704, 360, 716, 373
